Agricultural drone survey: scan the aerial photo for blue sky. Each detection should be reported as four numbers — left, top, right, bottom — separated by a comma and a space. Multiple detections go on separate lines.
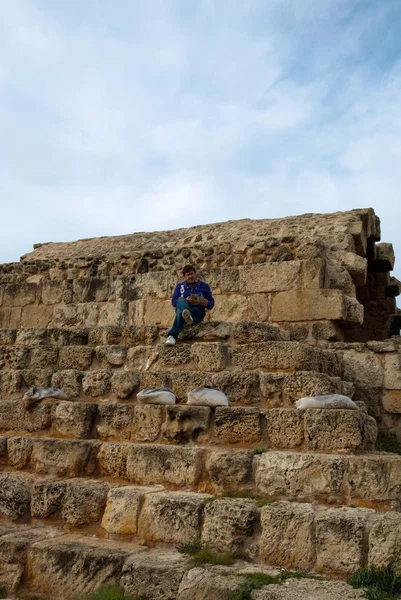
1, 0, 401, 289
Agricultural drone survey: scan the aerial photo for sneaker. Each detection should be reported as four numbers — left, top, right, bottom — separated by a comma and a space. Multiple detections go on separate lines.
182, 309, 193, 325
165, 335, 176, 346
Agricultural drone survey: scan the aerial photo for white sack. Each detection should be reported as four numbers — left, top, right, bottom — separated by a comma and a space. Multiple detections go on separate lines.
23, 386, 69, 407
295, 394, 358, 410
137, 388, 177, 405
187, 387, 229, 407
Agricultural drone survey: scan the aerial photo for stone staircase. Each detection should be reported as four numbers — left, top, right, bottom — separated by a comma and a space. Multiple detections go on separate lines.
0, 318, 401, 599
0, 208, 401, 599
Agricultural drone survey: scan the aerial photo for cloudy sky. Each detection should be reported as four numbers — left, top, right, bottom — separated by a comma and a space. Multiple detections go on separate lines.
1, 0, 401, 288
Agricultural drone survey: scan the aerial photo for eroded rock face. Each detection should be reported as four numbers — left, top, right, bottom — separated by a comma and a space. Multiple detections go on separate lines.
0, 473, 32, 519
162, 405, 212, 442
201, 498, 260, 554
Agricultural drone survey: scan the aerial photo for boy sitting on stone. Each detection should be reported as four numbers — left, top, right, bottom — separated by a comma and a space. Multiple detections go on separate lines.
165, 265, 215, 345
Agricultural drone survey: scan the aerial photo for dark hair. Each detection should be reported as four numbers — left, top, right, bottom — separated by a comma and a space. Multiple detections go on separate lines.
182, 264, 196, 275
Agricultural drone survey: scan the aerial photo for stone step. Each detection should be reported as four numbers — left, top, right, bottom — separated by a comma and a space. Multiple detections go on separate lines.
1, 438, 398, 509
0, 321, 289, 347
0, 400, 376, 452
0, 479, 401, 590
0, 339, 343, 376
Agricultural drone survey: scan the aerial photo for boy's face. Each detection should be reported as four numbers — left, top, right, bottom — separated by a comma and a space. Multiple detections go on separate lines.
183, 270, 197, 283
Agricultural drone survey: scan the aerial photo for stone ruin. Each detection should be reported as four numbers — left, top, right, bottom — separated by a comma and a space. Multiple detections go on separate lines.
0, 207, 400, 599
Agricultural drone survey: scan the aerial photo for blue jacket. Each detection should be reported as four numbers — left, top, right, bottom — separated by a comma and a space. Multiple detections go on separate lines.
171, 280, 215, 316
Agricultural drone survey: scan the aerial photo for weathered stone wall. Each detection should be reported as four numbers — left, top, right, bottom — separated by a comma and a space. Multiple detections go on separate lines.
0, 208, 399, 341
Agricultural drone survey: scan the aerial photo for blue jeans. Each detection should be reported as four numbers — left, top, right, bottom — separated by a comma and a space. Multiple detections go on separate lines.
168, 297, 205, 338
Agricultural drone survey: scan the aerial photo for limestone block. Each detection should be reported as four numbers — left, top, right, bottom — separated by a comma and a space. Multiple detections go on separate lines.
259, 373, 286, 407
325, 262, 356, 297
115, 276, 142, 301
303, 409, 366, 452
255, 452, 347, 502
239, 262, 302, 293
368, 512, 401, 569
335, 251, 368, 286
231, 342, 342, 376
30, 347, 59, 369
177, 569, 245, 600
210, 294, 248, 322
110, 370, 140, 398
201, 267, 240, 294
51, 402, 96, 438
375, 242, 395, 271
135, 271, 170, 298
201, 498, 260, 553
271, 289, 363, 323
364, 415, 378, 450
0, 527, 61, 595
21, 367, 52, 389
252, 579, 366, 600
98, 442, 129, 478
248, 293, 269, 322
266, 409, 304, 449
169, 370, 213, 401
0, 437, 7, 464
89, 326, 123, 346
384, 354, 401, 390
96, 345, 127, 367
301, 258, 326, 288
212, 371, 261, 405
157, 344, 192, 368
61, 480, 109, 526
311, 320, 343, 341
315, 507, 372, 573
28, 537, 131, 599
233, 321, 287, 343
282, 371, 341, 404
126, 444, 204, 487
0, 307, 21, 328
132, 404, 165, 442
22, 305, 55, 328
0, 399, 51, 433
51, 370, 83, 398
59, 346, 94, 370
0, 472, 32, 519
347, 455, 401, 506
162, 405, 211, 442
383, 391, 401, 414
3, 283, 37, 306
121, 551, 189, 600
52, 303, 99, 328
96, 404, 134, 441
126, 345, 155, 370
190, 343, 229, 372
73, 277, 111, 302
48, 328, 89, 346
7, 437, 34, 468
102, 485, 160, 535
82, 369, 112, 397
138, 491, 208, 544
342, 349, 384, 390
41, 280, 65, 304
179, 320, 232, 342
0, 346, 30, 369
31, 479, 67, 518
143, 298, 172, 327
98, 300, 129, 327
214, 407, 261, 444
260, 501, 315, 570
31, 439, 95, 477
0, 328, 17, 344
206, 449, 255, 493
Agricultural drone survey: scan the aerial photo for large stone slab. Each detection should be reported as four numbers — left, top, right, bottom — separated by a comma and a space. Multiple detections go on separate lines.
27, 536, 135, 599
102, 485, 161, 535
201, 498, 260, 554
138, 491, 209, 544
126, 444, 205, 487
271, 289, 363, 323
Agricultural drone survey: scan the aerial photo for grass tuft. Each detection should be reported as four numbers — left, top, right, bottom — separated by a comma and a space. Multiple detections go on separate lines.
190, 548, 237, 566
231, 570, 326, 600
177, 539, 202, 555
0, 586, 6, 599
348, 566, 401, 599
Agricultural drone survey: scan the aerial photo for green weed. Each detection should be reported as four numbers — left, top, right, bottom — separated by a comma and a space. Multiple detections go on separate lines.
348, 566, 401, 599
177, 539, 202, 555
231, 570, 326, 600
0, 585, 6, 599
76, 584, 141, 600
